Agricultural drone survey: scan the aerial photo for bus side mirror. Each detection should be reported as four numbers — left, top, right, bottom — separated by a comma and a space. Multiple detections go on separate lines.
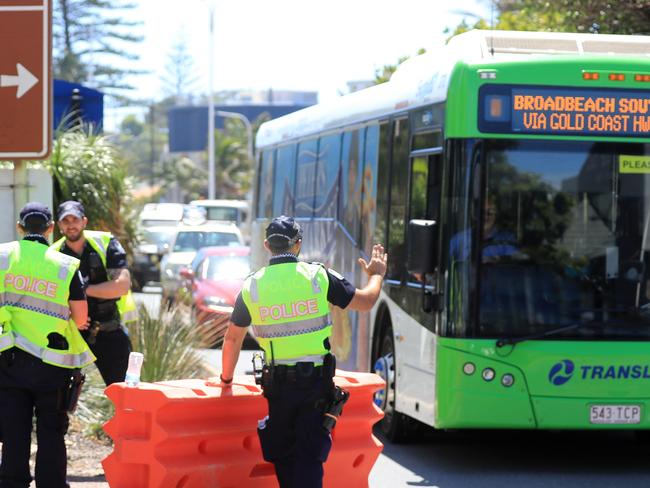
407, 219, 437, 275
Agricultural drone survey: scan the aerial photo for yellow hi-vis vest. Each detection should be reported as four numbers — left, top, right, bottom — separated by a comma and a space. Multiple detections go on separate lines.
241, 262, 331, 365
52, 230, 138, 324
0, 240, 95, 368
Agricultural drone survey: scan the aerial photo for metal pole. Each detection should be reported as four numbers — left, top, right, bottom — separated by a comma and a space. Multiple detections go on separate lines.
215, 110, 254, 162
207, 1, 216, 199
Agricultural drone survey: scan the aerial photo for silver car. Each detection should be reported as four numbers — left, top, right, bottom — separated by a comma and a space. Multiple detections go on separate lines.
160, 222, 244, 303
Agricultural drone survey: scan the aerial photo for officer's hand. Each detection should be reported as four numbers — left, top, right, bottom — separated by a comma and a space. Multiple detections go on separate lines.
358, 244, 388, 278
77, 318, 90, 331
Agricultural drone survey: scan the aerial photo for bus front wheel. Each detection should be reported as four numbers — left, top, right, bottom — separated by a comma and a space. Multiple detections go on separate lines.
373, 326, 412, 443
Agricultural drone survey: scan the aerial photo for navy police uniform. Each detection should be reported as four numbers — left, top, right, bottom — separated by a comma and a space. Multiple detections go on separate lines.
56, 201, 132, 386
0, 203, 86, 488
230, 217, 355, 488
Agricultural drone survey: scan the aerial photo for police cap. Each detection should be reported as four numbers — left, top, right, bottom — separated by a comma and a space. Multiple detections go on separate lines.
266, 215, 303, 246
57, 200, 85, 221
19, 202, 52, 225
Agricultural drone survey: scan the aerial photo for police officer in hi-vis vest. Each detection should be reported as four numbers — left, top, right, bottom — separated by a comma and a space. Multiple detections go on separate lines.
220, 216, 387, 488
0, 202, 94, 488
51, 201, 137, 386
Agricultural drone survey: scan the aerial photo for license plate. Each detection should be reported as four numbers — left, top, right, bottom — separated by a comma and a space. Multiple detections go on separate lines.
589, 404, 641, 424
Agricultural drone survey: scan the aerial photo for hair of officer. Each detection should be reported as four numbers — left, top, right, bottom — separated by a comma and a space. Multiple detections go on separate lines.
21, 215, 49, 234
267, 238, 296, 254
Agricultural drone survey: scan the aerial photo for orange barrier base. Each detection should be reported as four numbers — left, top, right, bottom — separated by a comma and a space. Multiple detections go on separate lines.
102, 370, 384, 487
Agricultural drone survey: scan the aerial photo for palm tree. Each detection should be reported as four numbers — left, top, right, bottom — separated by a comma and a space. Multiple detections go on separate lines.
44, 125, 137, 255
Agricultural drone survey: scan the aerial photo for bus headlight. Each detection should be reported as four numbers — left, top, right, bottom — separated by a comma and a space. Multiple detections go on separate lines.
501, 373, 515, 387
463, 362, 476, 375
482, 368, 495, 382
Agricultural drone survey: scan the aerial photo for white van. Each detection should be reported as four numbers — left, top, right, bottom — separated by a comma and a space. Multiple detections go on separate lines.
139, 203, 185, 228
189, 199, 250, 242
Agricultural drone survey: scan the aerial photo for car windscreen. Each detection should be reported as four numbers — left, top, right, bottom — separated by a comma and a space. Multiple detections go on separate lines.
173, 231, 240, 252
204, 255, 250, 280
142, 230, 174, 246
204, 207, 239, 221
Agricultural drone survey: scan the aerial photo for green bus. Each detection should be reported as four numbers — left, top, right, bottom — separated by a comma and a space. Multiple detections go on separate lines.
253, 30, 650, 441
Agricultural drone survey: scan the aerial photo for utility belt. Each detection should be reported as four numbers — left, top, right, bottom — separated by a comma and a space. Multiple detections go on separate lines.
271, 363, 327, 383
253, 353, 335, 388
252, 352, 349, 433
86, 319, 122, 345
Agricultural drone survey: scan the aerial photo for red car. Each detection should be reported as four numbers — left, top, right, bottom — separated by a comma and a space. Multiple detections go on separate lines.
180, 246, 251, 345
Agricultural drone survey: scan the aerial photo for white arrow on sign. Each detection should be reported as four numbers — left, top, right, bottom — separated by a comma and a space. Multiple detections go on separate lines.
0, 63, 38, 99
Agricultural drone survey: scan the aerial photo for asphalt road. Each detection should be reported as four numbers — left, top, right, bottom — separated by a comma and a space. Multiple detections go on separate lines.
137, 292, 650, 488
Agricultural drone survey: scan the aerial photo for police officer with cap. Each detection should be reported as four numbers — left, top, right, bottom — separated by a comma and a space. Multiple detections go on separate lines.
51, 200, 136, 386
0, 202, 94, 488
220, 216, 387, 488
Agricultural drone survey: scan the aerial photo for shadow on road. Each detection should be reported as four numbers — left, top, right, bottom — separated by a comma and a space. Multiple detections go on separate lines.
375, 427, 650, 488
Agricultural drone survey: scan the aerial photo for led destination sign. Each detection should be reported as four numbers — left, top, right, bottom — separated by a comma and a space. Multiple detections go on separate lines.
479, 85, 650, 138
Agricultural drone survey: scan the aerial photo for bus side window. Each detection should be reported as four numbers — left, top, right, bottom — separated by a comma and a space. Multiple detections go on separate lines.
257, 150, 275, 218
361, 125, 380, 256
387, 117, 410, 282
408, 153, 442, 284
295, 138, 319, 218
340, 129, 366, 242
315, 134, 341, 218
273, 144, 297, 216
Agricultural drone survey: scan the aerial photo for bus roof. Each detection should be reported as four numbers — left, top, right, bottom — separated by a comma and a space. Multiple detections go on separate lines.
256, 30, 650, 148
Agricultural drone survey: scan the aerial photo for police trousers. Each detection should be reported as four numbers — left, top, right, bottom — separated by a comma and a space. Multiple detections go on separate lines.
0, 349, 71, 488
257, 374, 333, 488
84, 327, 131, 386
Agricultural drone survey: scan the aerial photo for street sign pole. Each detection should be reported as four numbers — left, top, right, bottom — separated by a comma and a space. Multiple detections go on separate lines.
0, 0, 52, 159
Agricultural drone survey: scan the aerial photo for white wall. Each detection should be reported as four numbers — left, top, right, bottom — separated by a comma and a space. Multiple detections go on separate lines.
0, 166, 52, 243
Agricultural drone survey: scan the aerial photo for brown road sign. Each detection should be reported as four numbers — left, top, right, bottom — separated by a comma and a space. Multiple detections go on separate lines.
0, 0, 51, 159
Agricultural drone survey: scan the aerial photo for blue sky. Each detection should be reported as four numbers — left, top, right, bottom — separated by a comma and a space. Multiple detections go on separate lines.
106, 0, 489, 129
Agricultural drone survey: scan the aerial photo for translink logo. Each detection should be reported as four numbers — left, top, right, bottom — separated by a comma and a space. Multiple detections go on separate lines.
548, 359, 574, 385
548, 359, 650, 385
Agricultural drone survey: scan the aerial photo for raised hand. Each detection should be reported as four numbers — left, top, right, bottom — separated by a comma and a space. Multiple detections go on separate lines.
358, 244, 388, 278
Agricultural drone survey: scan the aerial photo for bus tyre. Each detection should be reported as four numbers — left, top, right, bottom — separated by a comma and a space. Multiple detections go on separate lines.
373, 327, 416, 443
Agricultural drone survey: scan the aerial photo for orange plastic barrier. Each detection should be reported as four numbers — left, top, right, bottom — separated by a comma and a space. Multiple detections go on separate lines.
102, 370, 384, 488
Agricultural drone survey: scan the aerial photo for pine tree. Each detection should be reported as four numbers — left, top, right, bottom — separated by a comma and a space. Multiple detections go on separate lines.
53, 0, 143, 98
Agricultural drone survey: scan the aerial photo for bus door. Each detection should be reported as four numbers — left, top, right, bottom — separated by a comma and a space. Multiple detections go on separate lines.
398, 148, 443, 424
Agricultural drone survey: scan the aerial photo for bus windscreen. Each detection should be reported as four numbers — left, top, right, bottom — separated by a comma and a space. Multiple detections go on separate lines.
479, 85, 650, 138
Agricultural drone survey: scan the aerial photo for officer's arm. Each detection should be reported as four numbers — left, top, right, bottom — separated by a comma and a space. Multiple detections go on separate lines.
69, 300, 88, 329
348, 244, 388, 312
221, 322, 248, 383
86, 268, 131, 299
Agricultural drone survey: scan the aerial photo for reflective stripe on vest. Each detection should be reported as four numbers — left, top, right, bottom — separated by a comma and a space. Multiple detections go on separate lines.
249, 274, 322, 302
242, 262, 332, 363
0, 332, 12, 351
121, 307, 138, 323
89, 235, 107, 256
83, 231, 138, 323
249, 278, 259, 303
0, 291, 71, 320
0, 251, 9, 271
252, 315, 330, 339
52, 231, 139, 324
13, 331, 95, 368
274, 355, 325, 365
0, 240, 95, 368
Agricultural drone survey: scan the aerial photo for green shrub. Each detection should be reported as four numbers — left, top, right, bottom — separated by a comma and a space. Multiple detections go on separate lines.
128, 303, 208, 382
75, 302, 209, 434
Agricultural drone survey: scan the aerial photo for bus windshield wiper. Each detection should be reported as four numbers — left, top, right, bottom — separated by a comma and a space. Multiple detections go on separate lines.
495, 322, 601, 348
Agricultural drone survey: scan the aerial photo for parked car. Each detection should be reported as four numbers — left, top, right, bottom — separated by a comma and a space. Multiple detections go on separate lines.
189, 199, 251, 242
139, 203, 185, 228
160, 222, 244, 302
180, 246, 251, 344
132, 225, 177, 290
